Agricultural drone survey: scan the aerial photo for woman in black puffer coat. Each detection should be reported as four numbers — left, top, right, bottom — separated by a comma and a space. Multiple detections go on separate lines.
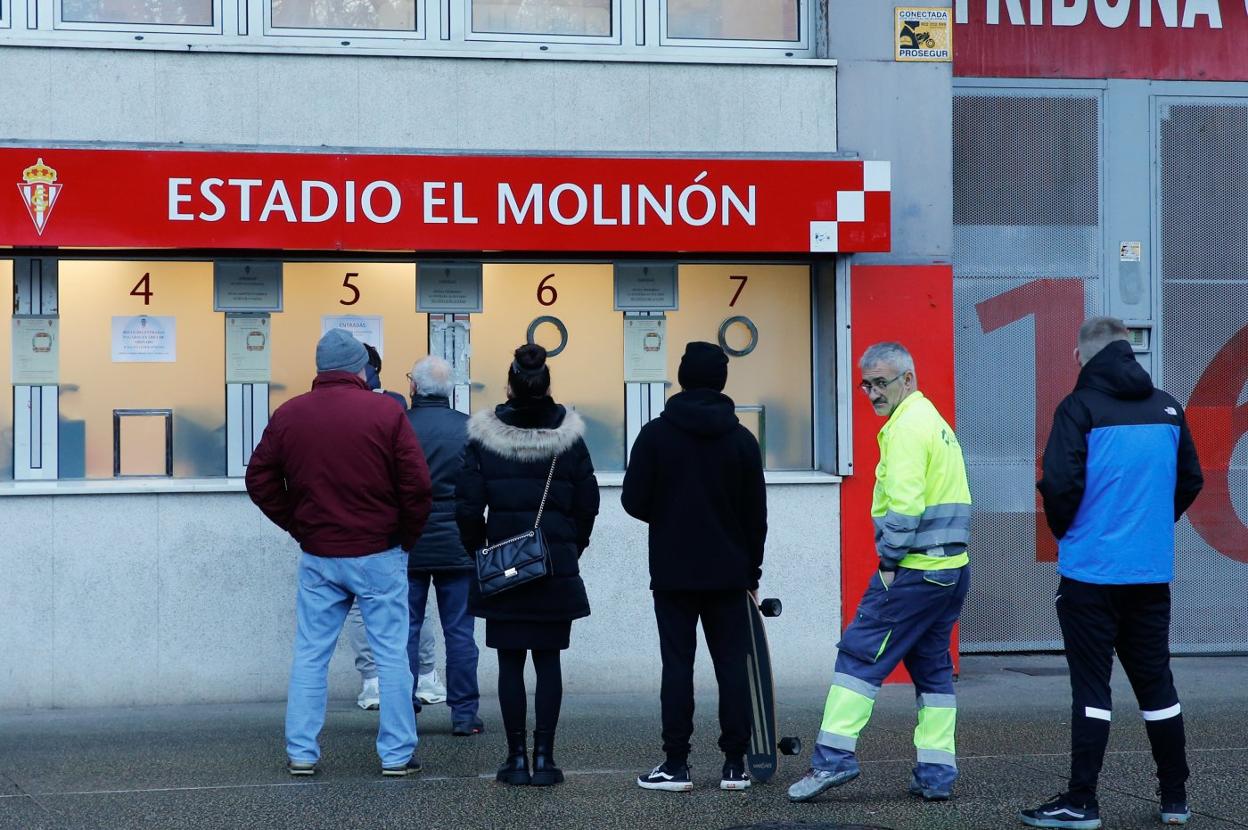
456, 343, 599, 787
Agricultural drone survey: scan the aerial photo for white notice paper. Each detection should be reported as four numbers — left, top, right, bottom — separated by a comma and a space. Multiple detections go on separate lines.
11, 317, 59, 384
322, 315, 384, 356
624, 317, 668, 383
225, 314, 271, 383
112, 315, 177, 363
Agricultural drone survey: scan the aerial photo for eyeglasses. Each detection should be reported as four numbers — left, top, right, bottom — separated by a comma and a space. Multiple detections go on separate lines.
858, 374, 904, 394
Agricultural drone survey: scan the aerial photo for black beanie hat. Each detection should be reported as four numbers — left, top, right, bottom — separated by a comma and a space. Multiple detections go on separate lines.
678, 341, 729, 391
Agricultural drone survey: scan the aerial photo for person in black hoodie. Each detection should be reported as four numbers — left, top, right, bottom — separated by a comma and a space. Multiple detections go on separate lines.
1020, 316, 1203, 830
622, 341, 767, 793
456, 344, 599, 787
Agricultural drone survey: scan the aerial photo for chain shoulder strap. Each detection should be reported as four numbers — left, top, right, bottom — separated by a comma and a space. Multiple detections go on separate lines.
533, 455, 559, 531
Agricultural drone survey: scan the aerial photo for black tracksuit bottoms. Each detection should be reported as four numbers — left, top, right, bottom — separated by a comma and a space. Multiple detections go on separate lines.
653, 590, 751, 765
1056, 576, 1189, 805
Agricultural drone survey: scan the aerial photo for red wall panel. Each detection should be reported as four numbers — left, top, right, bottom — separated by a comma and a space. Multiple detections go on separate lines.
841, 263, 956, 682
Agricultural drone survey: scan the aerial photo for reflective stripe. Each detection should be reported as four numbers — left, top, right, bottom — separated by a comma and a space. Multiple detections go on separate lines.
1084, 707, 1112, 721
917, 693, 957, 709
923, 504, 972, 520
1142, 703, 1181, 722
913, 527, 972, 548
899, 551, 970, 571
816, 730, 858, 752
833, 672, 881, 701
916, 748, 957, 767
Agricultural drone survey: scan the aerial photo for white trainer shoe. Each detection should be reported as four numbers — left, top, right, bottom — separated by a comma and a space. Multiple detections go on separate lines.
415, 669, 447, 705
356, 676, 380, 710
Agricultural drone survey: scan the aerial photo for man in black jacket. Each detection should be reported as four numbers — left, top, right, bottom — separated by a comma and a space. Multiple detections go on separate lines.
405, 355, 483, 736
1020, 317, 1203, 830
623, 341, 767, 793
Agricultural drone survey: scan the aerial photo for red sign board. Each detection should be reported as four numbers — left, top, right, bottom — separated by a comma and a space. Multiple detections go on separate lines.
954, 0, 1248, 81
1, 147, 891, 254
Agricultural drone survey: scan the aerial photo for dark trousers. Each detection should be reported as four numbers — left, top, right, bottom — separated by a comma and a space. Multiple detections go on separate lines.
653, 590, 751, 764
407, 571, 480, 727
1056, 576, 1189, 805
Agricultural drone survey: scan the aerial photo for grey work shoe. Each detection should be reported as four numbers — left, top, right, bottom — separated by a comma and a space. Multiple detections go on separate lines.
286, 759, 317, 776
787, 767, 860, 802
909, 773, 952, 802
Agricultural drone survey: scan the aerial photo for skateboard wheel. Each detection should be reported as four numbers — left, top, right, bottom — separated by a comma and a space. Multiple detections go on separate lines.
778, 736, 802, 756
760, 597, 783, 617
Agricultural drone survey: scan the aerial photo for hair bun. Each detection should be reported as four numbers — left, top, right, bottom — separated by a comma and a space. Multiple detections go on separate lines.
513, 343, 548, 372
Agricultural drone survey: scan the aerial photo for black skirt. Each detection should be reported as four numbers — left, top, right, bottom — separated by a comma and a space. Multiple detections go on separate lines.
486, 619, 572, 651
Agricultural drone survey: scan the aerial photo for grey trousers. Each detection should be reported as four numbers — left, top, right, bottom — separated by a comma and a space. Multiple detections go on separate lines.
347, 596, 435, 680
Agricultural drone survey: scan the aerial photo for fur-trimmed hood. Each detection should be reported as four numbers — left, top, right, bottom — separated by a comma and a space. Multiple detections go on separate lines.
468, 406, 586, 462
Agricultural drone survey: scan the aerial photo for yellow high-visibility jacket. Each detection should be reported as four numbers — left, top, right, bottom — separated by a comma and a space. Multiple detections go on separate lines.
871, 391, 972, 571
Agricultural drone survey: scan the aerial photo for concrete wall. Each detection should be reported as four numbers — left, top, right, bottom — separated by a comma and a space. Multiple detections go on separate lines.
828, 0, 952, 263
0, 48, 835, 154
0, 486, 840, 708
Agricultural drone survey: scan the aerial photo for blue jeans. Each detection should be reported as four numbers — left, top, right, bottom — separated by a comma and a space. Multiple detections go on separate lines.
408, 571, 480, 727
286, 548, 416, 767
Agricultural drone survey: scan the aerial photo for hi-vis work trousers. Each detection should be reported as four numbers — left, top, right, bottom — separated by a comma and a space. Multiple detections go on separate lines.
811, 565, 969, 792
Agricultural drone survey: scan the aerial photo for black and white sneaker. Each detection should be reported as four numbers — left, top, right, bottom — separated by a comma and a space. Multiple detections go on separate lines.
720, 760, 751, 791
637, 760, 693, 792
1019, 793, 1102, 829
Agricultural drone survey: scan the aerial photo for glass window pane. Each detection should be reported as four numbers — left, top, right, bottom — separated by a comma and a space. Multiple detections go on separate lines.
1, 260, 11, 481
664, 264, 812, 470
271, 0, 416, 31
667, 0, 798, 41
58, 261, 225, 479
61, 0, 213, 25
472, 264, 626, 471
472, 0, 611, 37
269, 263, 427, 412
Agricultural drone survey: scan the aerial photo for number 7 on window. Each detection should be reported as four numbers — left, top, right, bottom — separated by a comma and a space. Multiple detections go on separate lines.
728, 274, 748, 307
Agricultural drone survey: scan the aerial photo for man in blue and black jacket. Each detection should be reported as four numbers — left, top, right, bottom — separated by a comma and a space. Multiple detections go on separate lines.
1020, 317, 1203, 830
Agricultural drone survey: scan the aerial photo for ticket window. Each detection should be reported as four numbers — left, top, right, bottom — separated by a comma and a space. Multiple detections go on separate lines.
473, 264, 627, 472
2, 260, 12, 480
663, 264, 813, 470
269, 263, 428, 411
58, 261, 225, 478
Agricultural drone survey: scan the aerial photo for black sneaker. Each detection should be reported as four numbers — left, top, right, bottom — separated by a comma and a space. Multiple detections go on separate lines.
381, 757, 423, 777
452, 718, 486, 737
720, 760, 751, 791
1019, 793, 1102, 829
1159, 799, 1191, 825
637, 760, 693, 792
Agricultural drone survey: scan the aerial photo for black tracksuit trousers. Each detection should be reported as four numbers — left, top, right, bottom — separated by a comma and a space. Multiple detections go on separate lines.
653, 590, 751, 765
1056, 576, 1189, 806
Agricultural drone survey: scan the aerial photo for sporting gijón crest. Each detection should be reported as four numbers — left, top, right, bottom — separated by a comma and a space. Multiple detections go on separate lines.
18, 157, 62, 236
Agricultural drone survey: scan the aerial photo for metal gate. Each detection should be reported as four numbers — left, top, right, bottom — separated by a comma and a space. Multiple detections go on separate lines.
953, 88, 1103, 651
1157, 98, 1248, 652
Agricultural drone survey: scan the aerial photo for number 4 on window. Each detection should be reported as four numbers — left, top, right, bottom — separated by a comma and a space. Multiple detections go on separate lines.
130, 272, 153, 305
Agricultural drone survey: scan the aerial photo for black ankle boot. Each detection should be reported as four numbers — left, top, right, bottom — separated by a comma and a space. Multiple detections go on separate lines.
496, 730, 531, 785
530, 728, 564, 786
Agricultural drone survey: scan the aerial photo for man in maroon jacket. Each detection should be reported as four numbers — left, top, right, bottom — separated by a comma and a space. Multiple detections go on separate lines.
246, 328, 432, 777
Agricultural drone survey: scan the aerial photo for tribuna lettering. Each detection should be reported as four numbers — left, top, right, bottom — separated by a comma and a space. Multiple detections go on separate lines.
955, 0, 1229, 28
167, 176, 758, 228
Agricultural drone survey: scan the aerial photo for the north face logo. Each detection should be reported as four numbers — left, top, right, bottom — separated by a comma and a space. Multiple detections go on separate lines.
1164, 407, 1178, 416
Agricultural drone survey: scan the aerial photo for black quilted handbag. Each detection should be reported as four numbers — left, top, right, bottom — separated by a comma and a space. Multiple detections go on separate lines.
475, 455, 558, 598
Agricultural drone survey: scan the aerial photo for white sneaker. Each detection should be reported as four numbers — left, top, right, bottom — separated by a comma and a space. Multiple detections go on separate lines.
356, 676, 380, 710
415, 670, 447, 705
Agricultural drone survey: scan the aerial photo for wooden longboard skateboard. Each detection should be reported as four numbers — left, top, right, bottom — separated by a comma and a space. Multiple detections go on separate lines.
744, 594, 802, 783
